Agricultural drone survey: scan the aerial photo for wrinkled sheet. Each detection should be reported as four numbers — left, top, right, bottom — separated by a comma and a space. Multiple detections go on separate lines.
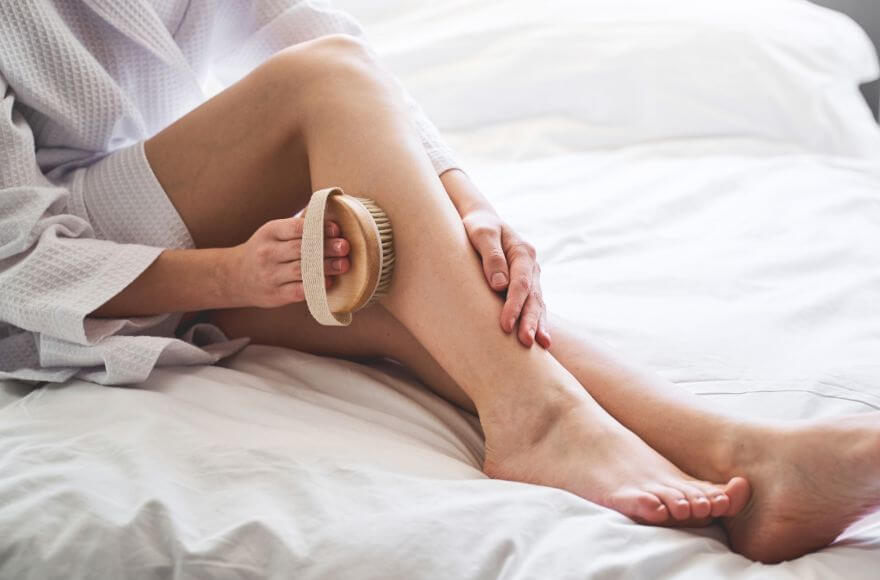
3, 142, 880, 579
4, 0, 880, 578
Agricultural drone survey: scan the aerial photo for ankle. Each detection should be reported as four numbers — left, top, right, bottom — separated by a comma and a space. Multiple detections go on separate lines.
707, 418, 772, 481
477, 382, 587, 455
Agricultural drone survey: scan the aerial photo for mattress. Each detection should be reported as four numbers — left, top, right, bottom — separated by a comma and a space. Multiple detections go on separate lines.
3, 0, 880, 578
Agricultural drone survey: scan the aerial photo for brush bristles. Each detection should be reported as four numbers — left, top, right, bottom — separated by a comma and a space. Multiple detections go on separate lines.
356, 197, 394, 305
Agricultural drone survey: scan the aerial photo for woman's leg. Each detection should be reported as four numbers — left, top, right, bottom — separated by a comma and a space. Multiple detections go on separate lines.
210, 303, 475, 413
147, 34, 880, 560
545, 322, 880, 563
145, 34, 743, 525
215, 300, 880, 563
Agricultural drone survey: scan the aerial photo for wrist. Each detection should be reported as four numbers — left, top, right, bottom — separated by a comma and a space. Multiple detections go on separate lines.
213, 246, 245, 308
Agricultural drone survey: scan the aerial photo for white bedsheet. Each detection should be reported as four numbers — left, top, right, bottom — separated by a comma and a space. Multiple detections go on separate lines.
6, 143, 880, 579
4, 0, 880, 578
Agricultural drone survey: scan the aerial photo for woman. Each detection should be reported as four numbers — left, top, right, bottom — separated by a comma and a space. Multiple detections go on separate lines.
1, 0, 878, 565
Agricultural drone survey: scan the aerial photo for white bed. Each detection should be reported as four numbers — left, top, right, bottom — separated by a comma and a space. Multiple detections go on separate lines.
3, 0, 880, 577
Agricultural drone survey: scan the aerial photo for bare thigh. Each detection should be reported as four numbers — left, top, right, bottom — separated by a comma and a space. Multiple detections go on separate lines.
145, 67, 312, 249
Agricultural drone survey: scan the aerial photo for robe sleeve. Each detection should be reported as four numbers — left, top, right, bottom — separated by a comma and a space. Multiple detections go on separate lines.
208, 0, 459, 176
0, 72, 206, 384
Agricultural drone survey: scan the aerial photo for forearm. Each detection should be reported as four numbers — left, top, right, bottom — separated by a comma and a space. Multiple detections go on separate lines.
92, 171, 485, 321
441, 169, 493, 215
91, 247, 235, 318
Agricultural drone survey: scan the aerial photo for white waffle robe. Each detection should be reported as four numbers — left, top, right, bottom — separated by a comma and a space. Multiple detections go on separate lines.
0, 0, 457, 384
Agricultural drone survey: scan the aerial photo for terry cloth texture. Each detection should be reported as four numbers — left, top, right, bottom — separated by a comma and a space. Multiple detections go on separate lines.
0, 0, 459, 385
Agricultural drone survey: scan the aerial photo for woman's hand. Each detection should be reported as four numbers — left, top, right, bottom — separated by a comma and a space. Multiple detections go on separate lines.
226, 217, 351, 308
441, 170, 551, 349
461, 208, 550, 348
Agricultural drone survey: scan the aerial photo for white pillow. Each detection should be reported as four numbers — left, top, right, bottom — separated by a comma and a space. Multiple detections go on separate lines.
337, 0, 880, 158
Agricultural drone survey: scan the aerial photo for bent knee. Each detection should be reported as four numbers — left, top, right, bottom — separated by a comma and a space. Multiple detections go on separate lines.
249, 34, 402, 137
264, 33, 387, 92
303, 33, 373, 61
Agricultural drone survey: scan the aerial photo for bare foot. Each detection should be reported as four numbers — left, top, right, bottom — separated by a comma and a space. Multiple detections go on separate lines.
722, 415, 880, 563
481, 398, 750, 525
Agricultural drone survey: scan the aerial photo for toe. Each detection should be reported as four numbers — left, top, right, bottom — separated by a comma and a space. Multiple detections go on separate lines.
723, 477, 751, 517
692, 481, 730, 517
612, 489, 670, 524
708, 490, 730, 517
680, 485, 713, 519
651, 486, 691, 520
634, 494, 670, 525
692, 481, 729, 518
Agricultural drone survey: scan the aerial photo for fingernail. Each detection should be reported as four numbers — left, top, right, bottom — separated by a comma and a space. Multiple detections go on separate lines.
491, 273, 507, 287
528, 328, 535, 340
335, 241, 344, 252
508, 317, 516, 331
333, 259, 344, 271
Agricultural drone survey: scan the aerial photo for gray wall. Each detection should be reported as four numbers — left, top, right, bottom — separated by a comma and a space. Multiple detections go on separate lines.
810, 0, 880, 118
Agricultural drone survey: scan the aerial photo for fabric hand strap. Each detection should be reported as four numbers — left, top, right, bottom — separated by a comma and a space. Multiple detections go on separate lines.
301, 187, 352, 326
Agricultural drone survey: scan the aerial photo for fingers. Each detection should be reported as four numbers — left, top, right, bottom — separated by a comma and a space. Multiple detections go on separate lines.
269, 218, 340, 241
463, 210, 510, 291
277, 282, 306, 303
500, 241, 536, 335
324, 237, 349, 258
536, 312, 551, 348
472, 227, 510, 291
275, 257, 350, 285
325, 257, 349, 274
260, 236, 349, 263
517, 286, 545, 347
246, 217, 347, 308
275, 277, 333, 305
254, 217, 350, 286
535, 276, 551, 349
463, 215, 549, 347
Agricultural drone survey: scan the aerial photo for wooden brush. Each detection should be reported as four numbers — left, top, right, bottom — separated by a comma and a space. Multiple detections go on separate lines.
300, 187, 394, 326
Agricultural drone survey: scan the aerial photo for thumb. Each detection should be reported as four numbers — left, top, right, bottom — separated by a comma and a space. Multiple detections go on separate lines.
476, 233, 509, 290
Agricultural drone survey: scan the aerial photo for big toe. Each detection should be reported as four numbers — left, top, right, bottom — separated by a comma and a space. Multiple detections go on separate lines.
723, 477, 751, 517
